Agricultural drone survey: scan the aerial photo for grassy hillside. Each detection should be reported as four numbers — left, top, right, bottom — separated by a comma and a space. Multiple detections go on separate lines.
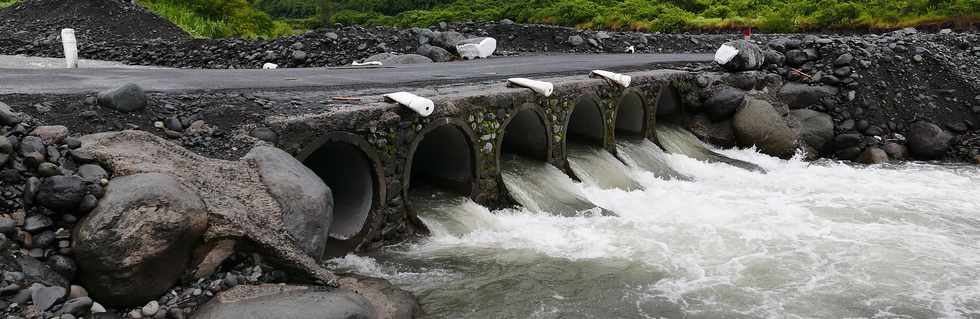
319, 0, 979, 32
0, 0, 17, 10
135, 0, 293, 38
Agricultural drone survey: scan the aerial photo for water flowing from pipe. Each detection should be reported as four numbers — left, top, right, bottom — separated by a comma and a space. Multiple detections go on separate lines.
656, 123, 765, 173
566, 143, 643, 191
500, 155, 603, 217
616, 138, 691, 180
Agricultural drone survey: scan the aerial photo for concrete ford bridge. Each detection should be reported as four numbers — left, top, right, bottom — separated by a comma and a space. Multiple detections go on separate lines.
1, 53, 719, 254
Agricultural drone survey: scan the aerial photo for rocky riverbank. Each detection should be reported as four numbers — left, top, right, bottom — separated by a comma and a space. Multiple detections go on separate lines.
693, 28, 980, 163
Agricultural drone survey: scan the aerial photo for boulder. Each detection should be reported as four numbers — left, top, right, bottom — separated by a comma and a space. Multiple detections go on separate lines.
860, 147, 889, 164
191, 285, 375, 319
703, 86, 745, 121
430, 31, 465, 51
243, 146, 333, 261
785, 49, 809, 66
733, 98, 799, 158
687, 114, 736, 148
416, 44, 452, 62
30, 126, 69, 145
364, 53, 396, 63
906, 121, 952, 160
568, 35, 585, 46
0, 101, 21, 125
763, 50, 785, 66
779, 83, 838, 109
98, 83, 147, 112
882, 142, 908, 160
74, 173, 208, 307
715, 40, 766, 71
790, 109, 834, 152
338, 275, 419, 319
380, 54, 433, 65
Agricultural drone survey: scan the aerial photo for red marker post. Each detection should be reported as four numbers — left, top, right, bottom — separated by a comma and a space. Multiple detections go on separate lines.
743, 28, 752, 41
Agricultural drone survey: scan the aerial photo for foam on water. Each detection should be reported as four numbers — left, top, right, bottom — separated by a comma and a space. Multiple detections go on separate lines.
331, 141, 980, 318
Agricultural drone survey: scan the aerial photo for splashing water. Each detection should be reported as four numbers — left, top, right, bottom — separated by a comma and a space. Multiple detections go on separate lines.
500, 155, 603, 216
616, 138, 690, 181
567, 143, 643, 191
656, 124, 765, 173
331, 139, 980, 319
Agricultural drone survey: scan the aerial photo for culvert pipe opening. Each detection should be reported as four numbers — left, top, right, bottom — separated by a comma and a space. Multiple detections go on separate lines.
408, 124, 476, 198
501, 109, 550, 162
567, 96, 606, 146
616, 92, 646, 139
655, 85, 685, 125
303, 142, 375, 240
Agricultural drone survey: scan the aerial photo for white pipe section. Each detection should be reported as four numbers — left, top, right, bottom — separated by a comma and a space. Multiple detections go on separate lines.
384, 92, 434, 117
590, 70, 631, 88
352, 61, 383, 66
714, 43, 739, 65
456, 37, 497, 60
507, 78, 554, 97
61, 28, 78, 69
262, 63, 278, 69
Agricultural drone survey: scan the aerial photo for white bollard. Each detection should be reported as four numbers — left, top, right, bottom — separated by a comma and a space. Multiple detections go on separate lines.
456, 37, 497, 60
713, 43, 739, 65
61, 28, 79, 69
262, 63, 278, 69
507, 78, 554, 97
590, 70, 631, 88
384, 92, 434, 117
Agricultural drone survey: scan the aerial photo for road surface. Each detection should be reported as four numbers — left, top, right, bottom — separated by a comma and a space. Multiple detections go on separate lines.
0, 54, 712, 94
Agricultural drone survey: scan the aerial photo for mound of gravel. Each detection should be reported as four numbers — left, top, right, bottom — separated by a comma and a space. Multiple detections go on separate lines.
0, 0, 187, 43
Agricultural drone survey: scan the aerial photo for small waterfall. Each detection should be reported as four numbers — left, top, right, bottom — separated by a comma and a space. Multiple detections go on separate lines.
655, 124, 766, 173
500, 155, 604, 217
616, 139, 691, 180
566, 143, 643, 191
409, 194, 497, 237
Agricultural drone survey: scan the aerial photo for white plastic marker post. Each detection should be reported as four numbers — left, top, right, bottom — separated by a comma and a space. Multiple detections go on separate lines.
384, 92, 434, 117
507, 78, 554, 97
590, 70, 631, 88
456, 37, 497, 60
262, 63, 278, 69
352, 61, 383, 66
713, 43, 739, 65
61, 28, 78, 69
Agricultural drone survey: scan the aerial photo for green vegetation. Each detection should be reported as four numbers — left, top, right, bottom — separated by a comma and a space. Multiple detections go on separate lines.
292, 0, 980, 33
0, 0, 17, 10
136, 0, 293, 38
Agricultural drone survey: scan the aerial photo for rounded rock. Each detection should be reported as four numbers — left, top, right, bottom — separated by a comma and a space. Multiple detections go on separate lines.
907, 121, 952, 160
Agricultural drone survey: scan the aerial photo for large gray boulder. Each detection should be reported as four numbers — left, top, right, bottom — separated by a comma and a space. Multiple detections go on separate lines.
779, 83, 838, 109
74, 173, 208, 307
430, 31, 465, 51
703, 86, 745, 121
791, 109, 834, 154
733, 98, 799, 158
191, 285, 375, 319
416, 44, 453, 62
244, 146, 332, 261
97, 83, 147, 112
0, 101, 21, 125
907, 121, 952, 160
367, 53, 433, 65
716, 40, 766, 71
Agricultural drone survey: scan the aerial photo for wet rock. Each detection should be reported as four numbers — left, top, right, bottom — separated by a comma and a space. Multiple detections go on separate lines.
785, 49, 809, 65
836, 146, 863, 160
703, 86, 745, 121
779, 83, 838, 109
907, 121, 952, 160
430, 31, 464, 51
834, 53, 854, 66
791, 109, 834, 152
98, 83, 147, 112
733, 98, 799, 158
568, 35, 585, 46
24, 215, 53, 233
834, 133, 864, 149
763, 50, 785, 66
243, 146, 332, 260
58, 297, 93, 316
74, 173, 208, 307
78, 164, 109, 182
191, 285, 375, 319
338, 275, 419, 319
860, 147, 889, 164
45, 254, 76, 280
882, 142, 908, 160
31, 285, 66, 311
716, 40, 765, 71
381, 54, 433, 65
36, 175, 86, 211
250, 127, 278, 144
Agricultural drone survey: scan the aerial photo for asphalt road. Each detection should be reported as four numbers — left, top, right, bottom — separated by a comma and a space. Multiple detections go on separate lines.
0, 54, 712, 94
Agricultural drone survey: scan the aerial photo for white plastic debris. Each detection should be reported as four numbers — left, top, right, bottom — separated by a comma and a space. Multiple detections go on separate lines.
507, 78, 554, 97
590, 70, 631, 88
352, 61, 383, 66
262, 63, 278, 69
61, 28, 78, 69
626, 45, 635, 53
713, 43, 739, 65
456, 37, 497, 60
384, 92, 434, 117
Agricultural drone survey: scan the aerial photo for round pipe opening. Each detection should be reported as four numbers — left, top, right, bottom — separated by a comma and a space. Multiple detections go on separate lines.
303, 141, 374, 240
616, 91, 647, 138
501, 108, 550, 161
567, 96, 606, 146
408, 123, 476, 197
655, 85, 685, 125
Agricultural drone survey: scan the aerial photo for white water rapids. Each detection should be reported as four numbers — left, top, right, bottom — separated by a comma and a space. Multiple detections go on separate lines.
329, 135, 980, 318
